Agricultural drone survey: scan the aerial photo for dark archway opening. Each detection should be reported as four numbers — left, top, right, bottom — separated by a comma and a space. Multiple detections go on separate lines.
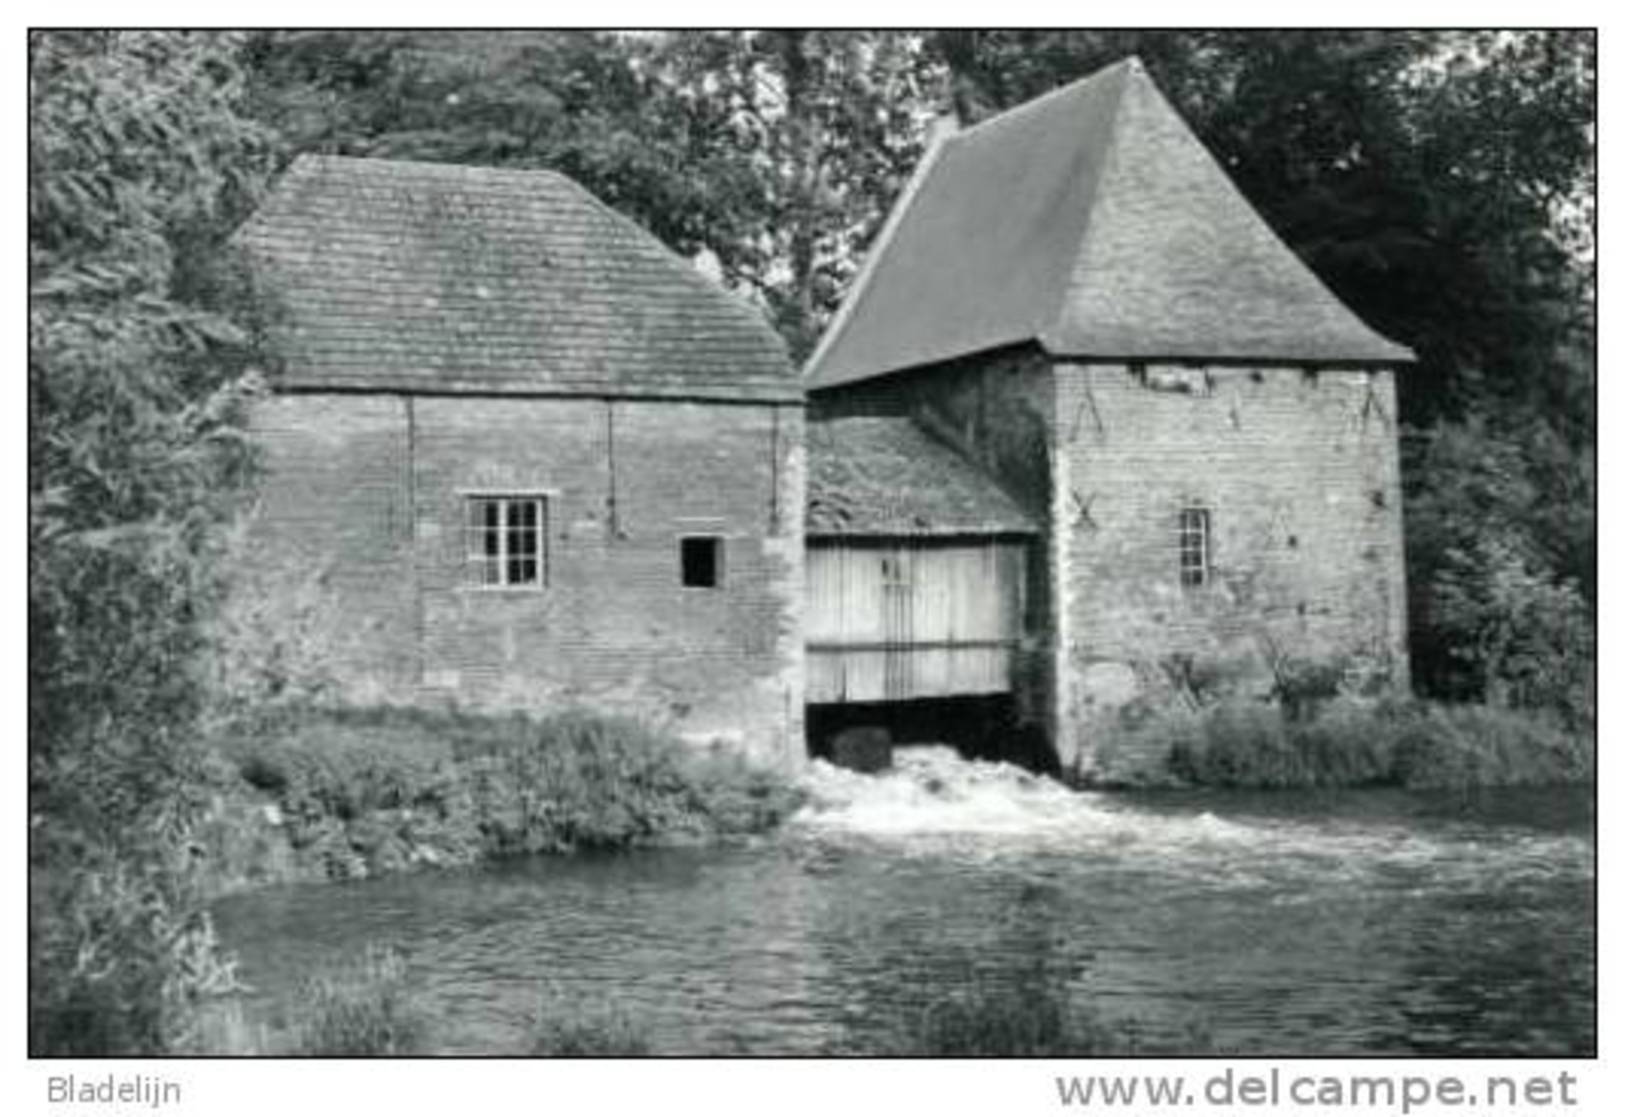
806, 694, 1058, 778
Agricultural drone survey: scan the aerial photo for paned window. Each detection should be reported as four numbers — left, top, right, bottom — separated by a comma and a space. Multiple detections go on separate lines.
1179, 507, 1211, 589
466, 496, 545, 587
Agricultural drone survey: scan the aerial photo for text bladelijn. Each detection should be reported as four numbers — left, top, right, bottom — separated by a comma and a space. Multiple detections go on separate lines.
47, 1075, 181, 1108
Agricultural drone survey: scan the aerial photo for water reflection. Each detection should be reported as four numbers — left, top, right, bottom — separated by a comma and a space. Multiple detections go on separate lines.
213, 751, 1594, 1055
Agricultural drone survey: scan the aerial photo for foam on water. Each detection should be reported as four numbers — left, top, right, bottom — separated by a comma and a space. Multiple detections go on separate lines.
792, 747, 1262, 855
788, 747, 1592, 889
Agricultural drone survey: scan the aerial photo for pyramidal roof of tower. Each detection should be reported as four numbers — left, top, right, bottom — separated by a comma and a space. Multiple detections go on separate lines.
805, 57, 1413, 389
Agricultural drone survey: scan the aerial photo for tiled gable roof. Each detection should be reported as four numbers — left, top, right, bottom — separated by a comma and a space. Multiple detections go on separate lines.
806, 57, 1413, 390
806, 417, 1037, 537
236, 155, 797, 400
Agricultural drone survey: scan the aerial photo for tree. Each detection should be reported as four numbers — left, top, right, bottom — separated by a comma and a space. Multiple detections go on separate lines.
642, 31, 940, 357
30, 29, 277, 1053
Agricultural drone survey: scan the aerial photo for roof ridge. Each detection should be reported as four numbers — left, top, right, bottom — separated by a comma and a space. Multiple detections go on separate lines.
1043, 65, 1415, 364
291, 152, 574, 184
1032, 60, 1138, 342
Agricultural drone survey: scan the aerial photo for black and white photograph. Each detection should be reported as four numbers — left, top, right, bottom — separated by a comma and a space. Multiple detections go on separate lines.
27, 22, 1596, 1086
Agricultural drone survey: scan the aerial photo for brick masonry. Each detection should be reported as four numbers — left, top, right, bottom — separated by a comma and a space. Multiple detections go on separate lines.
249, 391, 806, 767
812, 351, 1410, 773
253, 355, 1406, 774
1052, 361, 1408, 771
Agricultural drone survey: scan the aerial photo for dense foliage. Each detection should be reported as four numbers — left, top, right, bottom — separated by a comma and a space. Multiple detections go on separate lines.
29, 30, 278, 1054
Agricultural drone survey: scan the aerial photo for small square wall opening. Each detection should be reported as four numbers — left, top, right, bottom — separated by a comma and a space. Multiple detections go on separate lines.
681, 536, 724, 588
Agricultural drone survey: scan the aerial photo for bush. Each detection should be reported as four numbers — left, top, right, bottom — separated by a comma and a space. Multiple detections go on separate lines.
1166, 699, 1301, 788
1430, 535, 1594, 726
29, 721, 243, 1055
1284, 698, 1402, 787
29, 32, 278, 1055
30, 850, 239, 1055
1113, 693, 1590, 791
457, 709, 805, 853
1406, 420, 1595, 730
459, 710, 700, 853
210, 706, 804, 881
1390, 702, 1593, 789
287, 947, 425, 1056
1267, 654, 1355, 720
216, 713, 483, 880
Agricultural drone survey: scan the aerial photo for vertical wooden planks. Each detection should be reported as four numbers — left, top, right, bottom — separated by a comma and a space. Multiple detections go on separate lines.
806, 537, 1028, 703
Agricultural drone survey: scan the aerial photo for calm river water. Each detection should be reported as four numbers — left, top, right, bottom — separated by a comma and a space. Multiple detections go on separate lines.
213, 748, 1595, 1055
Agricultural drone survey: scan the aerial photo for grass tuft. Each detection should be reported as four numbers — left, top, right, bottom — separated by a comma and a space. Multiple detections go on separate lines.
286, 947, 425, 1056
1101, 695, 1592, 791
527, 989, 651, 1056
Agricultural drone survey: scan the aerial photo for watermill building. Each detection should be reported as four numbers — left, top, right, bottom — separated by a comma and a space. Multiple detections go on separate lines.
236, 56, 1412, 775
235, 155, 806, 766
805, 57, 1414, 772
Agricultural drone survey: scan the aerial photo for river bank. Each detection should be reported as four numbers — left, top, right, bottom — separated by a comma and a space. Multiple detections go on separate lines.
209, 755, 1594, 1056
1086, 695, 1593, 791
181, 698, 1595, 1054
194, 696, 1593, 897
193, 706, 806, 897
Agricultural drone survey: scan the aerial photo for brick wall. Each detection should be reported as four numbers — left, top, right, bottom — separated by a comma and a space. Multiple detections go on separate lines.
1053, 362, 1409, 770
249, 395, 418, 692
249, 391, 805, 767
813, 355, 1410, 773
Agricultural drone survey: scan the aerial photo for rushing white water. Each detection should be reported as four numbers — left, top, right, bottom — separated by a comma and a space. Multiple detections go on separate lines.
213, 746, 1594, 1055
788, 747, 1592, 893
793, 746, 1237, 840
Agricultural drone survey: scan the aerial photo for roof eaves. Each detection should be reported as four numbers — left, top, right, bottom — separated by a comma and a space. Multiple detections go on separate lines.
272, 371, 804, 403
1034, 344, 1417, 367
806, 332, 1039, 395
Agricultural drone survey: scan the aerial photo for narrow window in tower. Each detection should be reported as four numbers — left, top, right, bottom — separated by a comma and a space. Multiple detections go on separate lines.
1179, 507, 1211, 589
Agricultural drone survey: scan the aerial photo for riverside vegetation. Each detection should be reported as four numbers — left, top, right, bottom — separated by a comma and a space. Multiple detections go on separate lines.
31, 31, 1593, 1056
1092, 693, 1593, 791
196, 706, 806, 894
